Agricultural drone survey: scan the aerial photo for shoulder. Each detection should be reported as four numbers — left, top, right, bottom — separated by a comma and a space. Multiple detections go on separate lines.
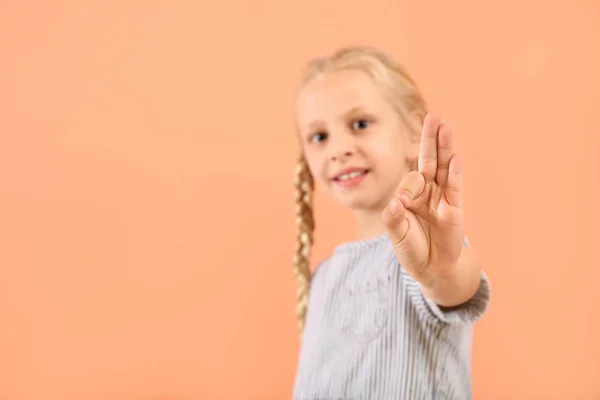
312, 256, 331, 281
308, 256, 335, 296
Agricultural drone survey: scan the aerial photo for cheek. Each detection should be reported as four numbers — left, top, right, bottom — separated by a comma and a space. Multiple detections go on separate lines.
364, 132, 410, 176
304, 153, 328, 185
364, 134, 403, 162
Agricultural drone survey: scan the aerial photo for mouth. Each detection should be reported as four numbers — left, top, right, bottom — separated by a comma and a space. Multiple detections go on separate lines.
331, 168, 370, 187
333, 169, 369, 181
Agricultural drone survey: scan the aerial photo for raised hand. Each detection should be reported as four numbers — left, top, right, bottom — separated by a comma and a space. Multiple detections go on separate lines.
381, 113, 465, 288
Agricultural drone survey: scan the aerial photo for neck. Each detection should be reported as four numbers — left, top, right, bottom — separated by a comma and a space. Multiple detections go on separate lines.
353, 208, 388, 241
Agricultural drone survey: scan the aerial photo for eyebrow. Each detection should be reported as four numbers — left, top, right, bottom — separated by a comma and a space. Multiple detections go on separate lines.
303, 120, 324, 134
302, 106, 371, 133
342, 106, 371, 121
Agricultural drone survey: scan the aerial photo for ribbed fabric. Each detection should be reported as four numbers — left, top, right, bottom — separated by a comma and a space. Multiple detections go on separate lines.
293, 233, 491, 400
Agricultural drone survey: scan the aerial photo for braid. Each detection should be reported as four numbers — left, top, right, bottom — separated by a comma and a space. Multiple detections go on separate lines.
293, 155, 315, 334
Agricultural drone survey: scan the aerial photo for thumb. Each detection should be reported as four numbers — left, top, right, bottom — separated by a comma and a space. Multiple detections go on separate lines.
381, 196, 410, 244
381, 171, 425, 244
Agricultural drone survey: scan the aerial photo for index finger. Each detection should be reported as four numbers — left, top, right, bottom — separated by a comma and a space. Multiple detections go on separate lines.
418, 113, 441, 182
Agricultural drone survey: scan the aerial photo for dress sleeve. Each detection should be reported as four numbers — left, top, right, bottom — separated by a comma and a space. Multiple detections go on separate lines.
419, 270, 491, 325
403, 237, 492, 325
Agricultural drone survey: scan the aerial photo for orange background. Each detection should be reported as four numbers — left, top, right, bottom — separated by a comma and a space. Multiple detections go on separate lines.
1, 1, 599, 399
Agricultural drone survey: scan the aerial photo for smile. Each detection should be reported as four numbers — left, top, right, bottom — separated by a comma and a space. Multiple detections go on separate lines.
336, 170, 366, 181
332, 169, 370, 187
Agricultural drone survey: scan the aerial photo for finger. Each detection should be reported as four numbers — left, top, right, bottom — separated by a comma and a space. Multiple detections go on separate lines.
381, 196, 410, 245
418, 113, 441, 182
395, 170, 426, 207
384, 209, 430, 277
444, 153, 463, 208
382, 171, 425, 246
435, 122, 453, 188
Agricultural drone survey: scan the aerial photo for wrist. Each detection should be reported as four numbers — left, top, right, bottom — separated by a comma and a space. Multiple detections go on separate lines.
420, 251, 481, 307
417, 261, 460, 290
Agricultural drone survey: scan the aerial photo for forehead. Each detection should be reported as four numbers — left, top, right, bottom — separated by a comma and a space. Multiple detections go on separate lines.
295, 69, 389, 125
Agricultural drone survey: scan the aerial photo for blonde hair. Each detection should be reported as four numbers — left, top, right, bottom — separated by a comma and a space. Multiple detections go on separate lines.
293, 45, 429, 334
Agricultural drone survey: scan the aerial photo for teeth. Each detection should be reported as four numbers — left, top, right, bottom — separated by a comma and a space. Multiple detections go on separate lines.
338, 171, 364, 180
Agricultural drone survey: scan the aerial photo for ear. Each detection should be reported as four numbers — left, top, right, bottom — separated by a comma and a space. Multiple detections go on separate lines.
411, 109, 426, 125
402, 110, 425, 171
404, 110, 425, 144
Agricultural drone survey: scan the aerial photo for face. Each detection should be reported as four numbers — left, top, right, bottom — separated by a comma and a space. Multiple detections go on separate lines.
295, 69, 418, 212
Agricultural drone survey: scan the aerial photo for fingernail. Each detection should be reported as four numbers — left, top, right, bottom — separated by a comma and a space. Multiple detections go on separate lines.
389, 199, 398, 215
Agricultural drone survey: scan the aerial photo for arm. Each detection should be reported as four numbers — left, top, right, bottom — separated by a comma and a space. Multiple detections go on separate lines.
381, 114, 491, 324
398, 237, 491, 326
421, 243, 482, 308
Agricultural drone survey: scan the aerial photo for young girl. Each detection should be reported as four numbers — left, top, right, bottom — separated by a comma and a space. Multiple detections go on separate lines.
292, 46, 491, 399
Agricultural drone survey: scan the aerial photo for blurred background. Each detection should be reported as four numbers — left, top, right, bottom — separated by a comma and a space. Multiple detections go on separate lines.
1, 0, 599, 399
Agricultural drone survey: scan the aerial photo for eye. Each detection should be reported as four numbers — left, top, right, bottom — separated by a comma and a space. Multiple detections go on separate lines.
309, 132, 328, 144
352, 119, 370, 130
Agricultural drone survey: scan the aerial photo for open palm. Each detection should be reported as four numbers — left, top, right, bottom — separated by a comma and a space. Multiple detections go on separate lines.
382, 114, 465, 286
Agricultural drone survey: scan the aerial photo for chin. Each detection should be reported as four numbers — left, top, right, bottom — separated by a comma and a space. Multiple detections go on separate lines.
334, 193, 384, 212
326, 179, 391, 212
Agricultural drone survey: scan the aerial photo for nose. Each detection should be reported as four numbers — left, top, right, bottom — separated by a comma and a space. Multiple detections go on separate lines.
330, 149, 354, 161
328, 133, 356, 162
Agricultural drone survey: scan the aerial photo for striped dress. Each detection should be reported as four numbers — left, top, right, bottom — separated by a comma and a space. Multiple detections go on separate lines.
293, 233, 491, 400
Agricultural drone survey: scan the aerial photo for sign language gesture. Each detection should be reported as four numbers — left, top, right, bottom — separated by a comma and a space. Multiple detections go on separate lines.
381, 114, 465, 289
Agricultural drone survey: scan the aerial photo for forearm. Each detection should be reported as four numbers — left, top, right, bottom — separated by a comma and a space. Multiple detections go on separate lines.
420, 245, 482, 308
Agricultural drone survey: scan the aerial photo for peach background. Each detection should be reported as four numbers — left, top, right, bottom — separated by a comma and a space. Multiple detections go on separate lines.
1, 1, 599, 399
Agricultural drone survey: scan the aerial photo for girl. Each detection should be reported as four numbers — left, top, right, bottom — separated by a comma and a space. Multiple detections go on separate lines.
292, 46, 491, 399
